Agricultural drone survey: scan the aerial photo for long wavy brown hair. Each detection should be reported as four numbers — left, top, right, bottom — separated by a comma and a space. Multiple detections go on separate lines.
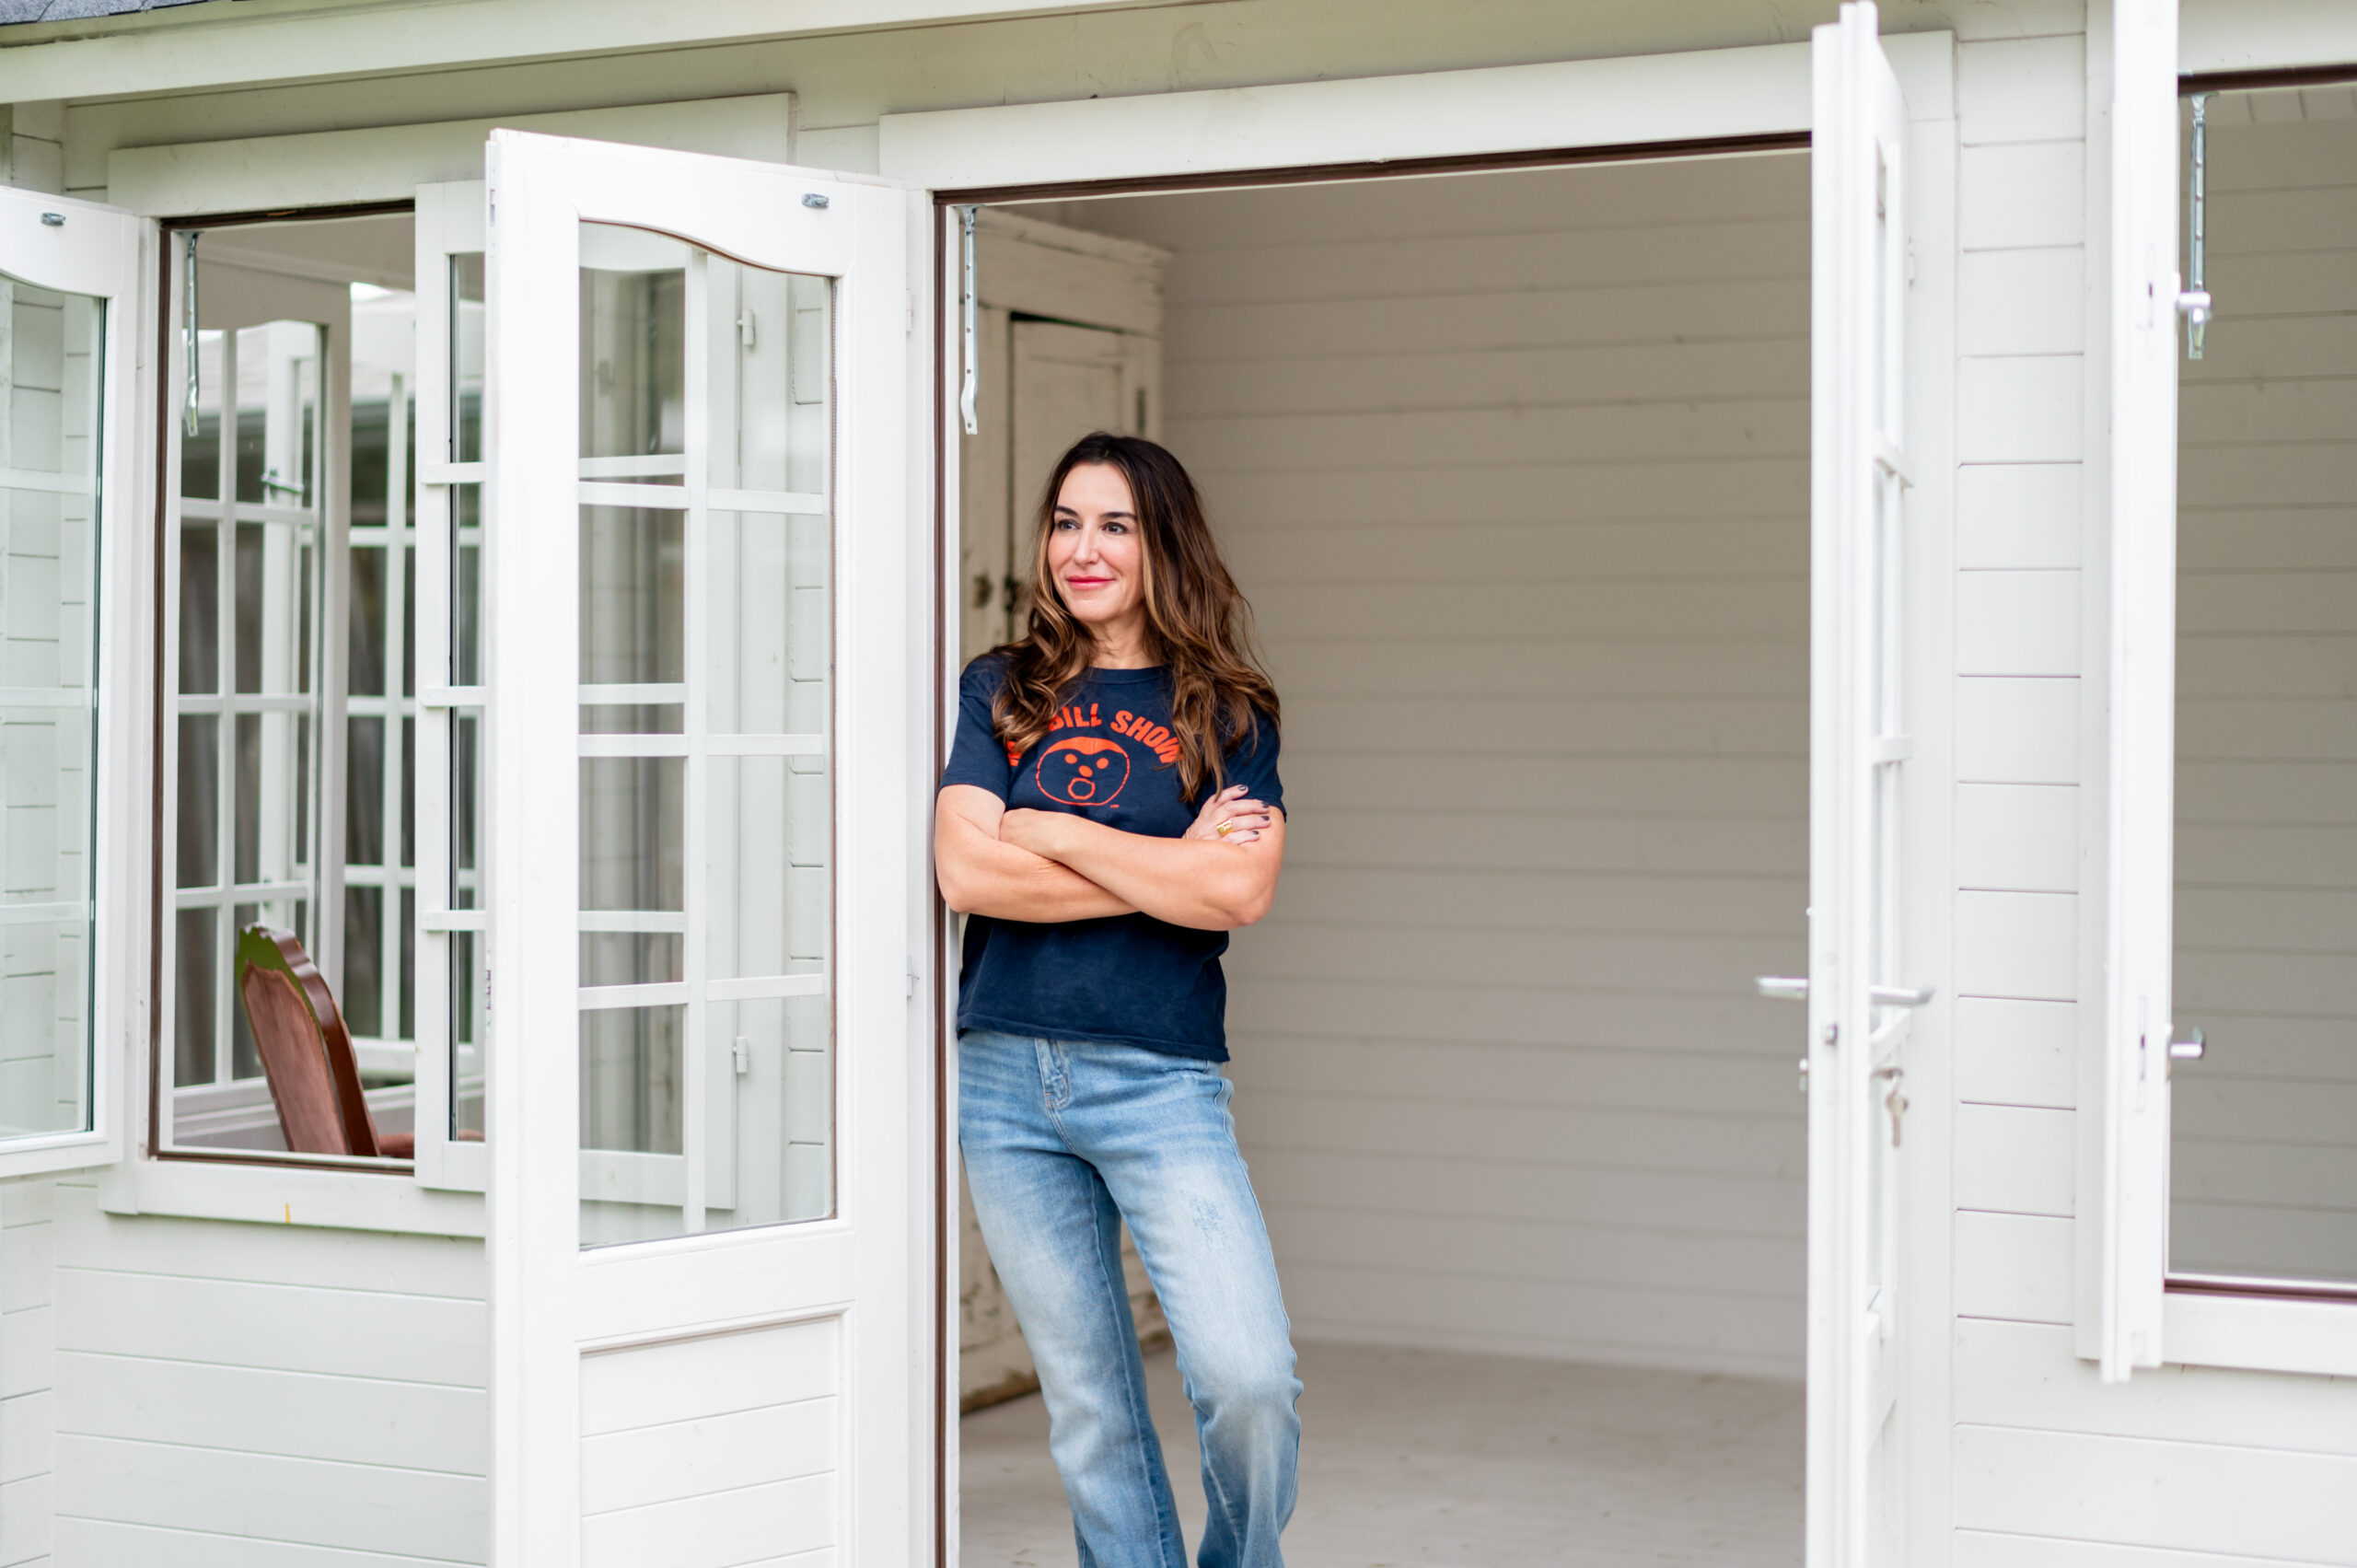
993, 433, 1278, 804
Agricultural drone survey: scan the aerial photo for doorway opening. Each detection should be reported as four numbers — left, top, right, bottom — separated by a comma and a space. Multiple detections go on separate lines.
950, 149, 1812, 1565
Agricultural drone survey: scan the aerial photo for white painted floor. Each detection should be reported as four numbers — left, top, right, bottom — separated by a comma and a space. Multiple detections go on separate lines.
960, 1341, 1803, 1568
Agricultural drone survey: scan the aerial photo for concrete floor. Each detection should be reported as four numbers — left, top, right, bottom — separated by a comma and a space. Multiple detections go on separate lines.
959, 1341, 1804, 1568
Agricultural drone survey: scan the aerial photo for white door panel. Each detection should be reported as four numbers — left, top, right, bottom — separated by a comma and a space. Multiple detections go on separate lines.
484, 130, 923, 1564
1807, 7, 1923, 1564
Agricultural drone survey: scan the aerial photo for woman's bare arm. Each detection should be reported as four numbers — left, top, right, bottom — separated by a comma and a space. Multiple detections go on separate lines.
999, 800, 1285, 932
935, 784, 1136, 922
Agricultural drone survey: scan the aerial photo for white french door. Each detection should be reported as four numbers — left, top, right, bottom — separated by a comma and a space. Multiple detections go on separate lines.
1806, 6, 1926, 1565
482, 131, 927, 1564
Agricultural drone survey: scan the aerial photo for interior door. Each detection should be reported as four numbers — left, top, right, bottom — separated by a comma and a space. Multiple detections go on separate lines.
1807, 6, 1924, 1565
1001, 319, 1157, 642
482, 130, 926, 1565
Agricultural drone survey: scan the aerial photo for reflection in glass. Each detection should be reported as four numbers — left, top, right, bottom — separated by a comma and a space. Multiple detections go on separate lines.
575, 229, 834, 1245
580, 758, 684, 912
0, 276, 102, 1138
583, 1006, 683, 1156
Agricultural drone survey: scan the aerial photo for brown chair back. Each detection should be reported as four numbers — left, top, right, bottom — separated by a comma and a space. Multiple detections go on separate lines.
234, 925, 413, 1160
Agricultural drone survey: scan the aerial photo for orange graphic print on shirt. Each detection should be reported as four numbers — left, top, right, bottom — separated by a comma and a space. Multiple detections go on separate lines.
1036, 735, 1132, 806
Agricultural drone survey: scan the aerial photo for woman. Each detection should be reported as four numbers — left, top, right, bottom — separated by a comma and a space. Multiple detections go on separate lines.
936, 432, 1299, 1568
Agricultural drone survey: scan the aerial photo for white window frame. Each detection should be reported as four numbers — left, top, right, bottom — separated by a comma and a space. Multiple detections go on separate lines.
0, 189, 149, 1181
2083, 1, 2357, 1382
93, 98, 798, 1233
412, 178, 490, 1194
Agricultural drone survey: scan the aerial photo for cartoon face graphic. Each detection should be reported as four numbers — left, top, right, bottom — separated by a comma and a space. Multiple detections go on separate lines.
1036, 736, 1132, 806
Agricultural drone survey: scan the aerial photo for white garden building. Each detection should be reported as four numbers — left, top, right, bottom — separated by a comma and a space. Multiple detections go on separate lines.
0, 0, 2349, 1564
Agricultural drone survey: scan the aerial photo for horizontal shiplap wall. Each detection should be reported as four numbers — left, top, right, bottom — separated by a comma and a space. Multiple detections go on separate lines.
1949, 46, 2357, 1568
47, 1189, 488, 1566
2171, 97, 2357, 1285
1064, 156, 1812, 1378
1, 1180, 54, 1568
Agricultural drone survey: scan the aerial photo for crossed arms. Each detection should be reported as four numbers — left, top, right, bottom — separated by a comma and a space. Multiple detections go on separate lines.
934, 783, 1284, 933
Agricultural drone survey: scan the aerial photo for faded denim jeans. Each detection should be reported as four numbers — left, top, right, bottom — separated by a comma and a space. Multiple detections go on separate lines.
959, 1029, 1301, 1568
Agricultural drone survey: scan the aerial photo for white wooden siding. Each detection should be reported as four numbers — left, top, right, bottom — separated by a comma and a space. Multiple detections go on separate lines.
1, 1179, 53, 1568
1060, 153, 1813, 1378
2170, 98, 2357, 1284
44, 1189, 488, 1565
1954, 37, 2357, 1568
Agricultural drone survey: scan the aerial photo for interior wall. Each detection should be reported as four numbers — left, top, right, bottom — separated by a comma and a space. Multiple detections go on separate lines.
1045, 152, 1812, 1379
2170, 88, 2357, 1284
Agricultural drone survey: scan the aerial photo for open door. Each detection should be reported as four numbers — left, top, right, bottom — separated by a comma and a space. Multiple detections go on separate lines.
1808, 6, 1926, 1564
482, 130, 928, 1564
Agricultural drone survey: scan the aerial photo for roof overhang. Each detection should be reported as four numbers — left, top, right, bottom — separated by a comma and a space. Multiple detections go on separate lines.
0, 0, 1178, 103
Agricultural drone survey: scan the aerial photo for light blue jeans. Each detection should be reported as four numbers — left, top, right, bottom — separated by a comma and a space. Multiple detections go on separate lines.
959, 1029, 1301, 1568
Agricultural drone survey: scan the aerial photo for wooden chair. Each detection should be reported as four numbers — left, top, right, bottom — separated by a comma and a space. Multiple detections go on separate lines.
234, 925, 415, 1160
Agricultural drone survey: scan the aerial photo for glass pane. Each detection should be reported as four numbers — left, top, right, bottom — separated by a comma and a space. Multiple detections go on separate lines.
230, 901, 261, 1082
576, 231, 833, 1247
452, 483, 482, 686
583, 933, 683, 987
165, 298, 330, 1120
451, 254, 483, 465
344, 885, 382, 1039
235, 322, 318, 507
579, 229, 685, 482
583, 1005, 683, 1151
450, 706, 482, 910
707, 757, 827, 982
178, 524, 218, 693
181, 327, 223, 502
581, 506, 683, 686
710, 510, 829, 737
346, 714, 385, 867
580, 758, 683, 912
2170, 102, 2357, 1288
176, 714, 218, 888
349, 544, 387, 696
173, 910, 215, 1088
451, 927, 484, 1140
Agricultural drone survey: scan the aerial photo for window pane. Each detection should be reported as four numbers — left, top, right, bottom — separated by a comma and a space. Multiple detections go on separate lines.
2169, 94, 2357, 1288
346, 714, 385, 867
173, 910, 215, 1089
580, 507, 683, 687
0, 263, 101, 1145
453, 483, 482, 686
575, 232, 832, 1247
164, 297, 330, 1123
348, 544, 387, 697
579, 758, 683, 912
451, 254, 483, 465
451, 928, 483, 1139
181, 328, 223, 502
344, 885, 382, 1040
450, 706, 482, 910
178, 524, 218, 694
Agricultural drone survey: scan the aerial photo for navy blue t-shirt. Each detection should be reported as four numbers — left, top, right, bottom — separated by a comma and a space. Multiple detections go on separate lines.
940, 656, 1283, 1062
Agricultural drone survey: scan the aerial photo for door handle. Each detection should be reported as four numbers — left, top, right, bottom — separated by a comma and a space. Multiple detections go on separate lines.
2168, 1026, 2205, 1063
1754, 978, 1937, 1008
